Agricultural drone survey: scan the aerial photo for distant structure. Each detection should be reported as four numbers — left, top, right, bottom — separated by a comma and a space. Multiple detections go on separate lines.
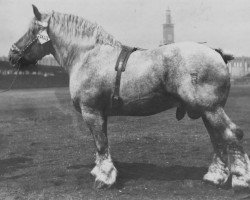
228, 57, 250, 78
0, 56, 62, 78
0, 56, 59, 66
0, 59, 68, 89
162, 9, 174, 45
38, 56, 59, 66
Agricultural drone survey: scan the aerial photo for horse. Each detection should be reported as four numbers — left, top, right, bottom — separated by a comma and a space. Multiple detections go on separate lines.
8, 5, 250, 190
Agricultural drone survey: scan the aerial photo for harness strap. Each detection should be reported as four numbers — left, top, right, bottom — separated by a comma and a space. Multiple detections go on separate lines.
112, 45, 138, 108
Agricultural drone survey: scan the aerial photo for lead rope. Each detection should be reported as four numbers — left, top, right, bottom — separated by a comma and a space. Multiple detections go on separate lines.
0, 65, 21, 93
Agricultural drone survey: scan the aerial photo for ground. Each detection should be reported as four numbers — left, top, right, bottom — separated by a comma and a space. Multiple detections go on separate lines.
0, 85, 250, 200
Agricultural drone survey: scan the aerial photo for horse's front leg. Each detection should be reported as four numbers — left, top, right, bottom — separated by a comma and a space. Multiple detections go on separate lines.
80, 105, 117, 188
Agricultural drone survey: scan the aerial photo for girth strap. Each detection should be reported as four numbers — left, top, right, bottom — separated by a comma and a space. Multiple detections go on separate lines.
112, 45, 138, 108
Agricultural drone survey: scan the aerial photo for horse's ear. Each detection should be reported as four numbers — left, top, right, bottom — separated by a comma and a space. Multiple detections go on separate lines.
32, 4, 41, 21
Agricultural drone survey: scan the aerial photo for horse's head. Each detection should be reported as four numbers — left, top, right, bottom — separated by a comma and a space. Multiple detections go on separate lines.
9, 5, 53, 68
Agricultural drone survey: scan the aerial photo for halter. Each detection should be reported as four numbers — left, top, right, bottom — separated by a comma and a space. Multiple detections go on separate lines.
2, 21, 51, 93
11, 37, 39, 66
10, 21, 50, 66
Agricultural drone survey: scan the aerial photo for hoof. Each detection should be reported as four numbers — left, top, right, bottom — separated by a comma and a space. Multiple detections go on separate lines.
232, 175, 250, 191
204, 154, 229, 186
203, 171, 229, 186
93, 180, 110, 189
91, 160, 117, 189
231, 153, 250, 191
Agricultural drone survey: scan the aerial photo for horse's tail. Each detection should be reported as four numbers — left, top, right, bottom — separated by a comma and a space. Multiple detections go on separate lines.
214, 48, 234, 64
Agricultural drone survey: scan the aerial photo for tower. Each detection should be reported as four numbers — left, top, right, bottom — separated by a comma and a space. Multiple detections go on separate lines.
162, 9, 174, 45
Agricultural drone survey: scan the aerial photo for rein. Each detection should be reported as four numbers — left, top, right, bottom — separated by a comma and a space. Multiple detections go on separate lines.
0, 64, 21, 93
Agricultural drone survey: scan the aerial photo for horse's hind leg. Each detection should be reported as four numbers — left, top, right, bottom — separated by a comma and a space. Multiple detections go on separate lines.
80, 105, 117, 188
202, 107, 250, 190
202, 115, 230, 185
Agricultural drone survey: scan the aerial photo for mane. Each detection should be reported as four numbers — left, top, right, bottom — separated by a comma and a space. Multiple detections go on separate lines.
49, 12, 121, 47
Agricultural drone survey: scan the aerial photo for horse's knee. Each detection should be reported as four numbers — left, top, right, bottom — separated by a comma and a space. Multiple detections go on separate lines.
80, 105, 109, 153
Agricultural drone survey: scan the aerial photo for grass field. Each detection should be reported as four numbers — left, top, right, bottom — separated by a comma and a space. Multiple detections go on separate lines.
0, 85, 250, 199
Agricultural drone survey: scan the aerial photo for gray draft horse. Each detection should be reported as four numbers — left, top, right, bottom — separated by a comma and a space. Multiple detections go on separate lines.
8, 5, 250, 190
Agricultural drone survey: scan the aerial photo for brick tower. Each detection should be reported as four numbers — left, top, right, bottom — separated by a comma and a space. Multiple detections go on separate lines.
162, 9, 174, 45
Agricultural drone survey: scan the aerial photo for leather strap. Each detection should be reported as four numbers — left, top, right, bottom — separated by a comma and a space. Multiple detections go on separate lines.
112, 45, 138, 108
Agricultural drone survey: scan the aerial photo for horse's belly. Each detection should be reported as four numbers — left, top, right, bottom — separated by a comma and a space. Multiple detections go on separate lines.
111, 92, 179, 116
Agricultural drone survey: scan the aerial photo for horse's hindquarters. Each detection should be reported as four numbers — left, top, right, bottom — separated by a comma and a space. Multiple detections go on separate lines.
162, 43, 230, 112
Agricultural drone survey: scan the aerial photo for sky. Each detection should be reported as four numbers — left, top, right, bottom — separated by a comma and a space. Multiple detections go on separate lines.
0, 0, 250, 57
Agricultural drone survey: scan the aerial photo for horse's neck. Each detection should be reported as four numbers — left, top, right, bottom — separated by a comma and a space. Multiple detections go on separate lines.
50, 38, 122, 73
49, 31, 98, 71
48, 37, 92, 71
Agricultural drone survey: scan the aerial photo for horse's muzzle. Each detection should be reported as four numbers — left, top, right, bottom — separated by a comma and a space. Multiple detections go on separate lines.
8, 49, 36, 68
8, 49, 21, 67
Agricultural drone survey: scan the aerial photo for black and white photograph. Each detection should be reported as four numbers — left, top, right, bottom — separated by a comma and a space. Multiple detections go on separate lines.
0, 0, 250, 199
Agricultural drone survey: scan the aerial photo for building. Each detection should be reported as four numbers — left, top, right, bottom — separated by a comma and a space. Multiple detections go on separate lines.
0, 56, 59, 67
0, 57, 68, 89
228, 57, 250, 78
162, 9, 174, 45
38, 56, 59, 66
